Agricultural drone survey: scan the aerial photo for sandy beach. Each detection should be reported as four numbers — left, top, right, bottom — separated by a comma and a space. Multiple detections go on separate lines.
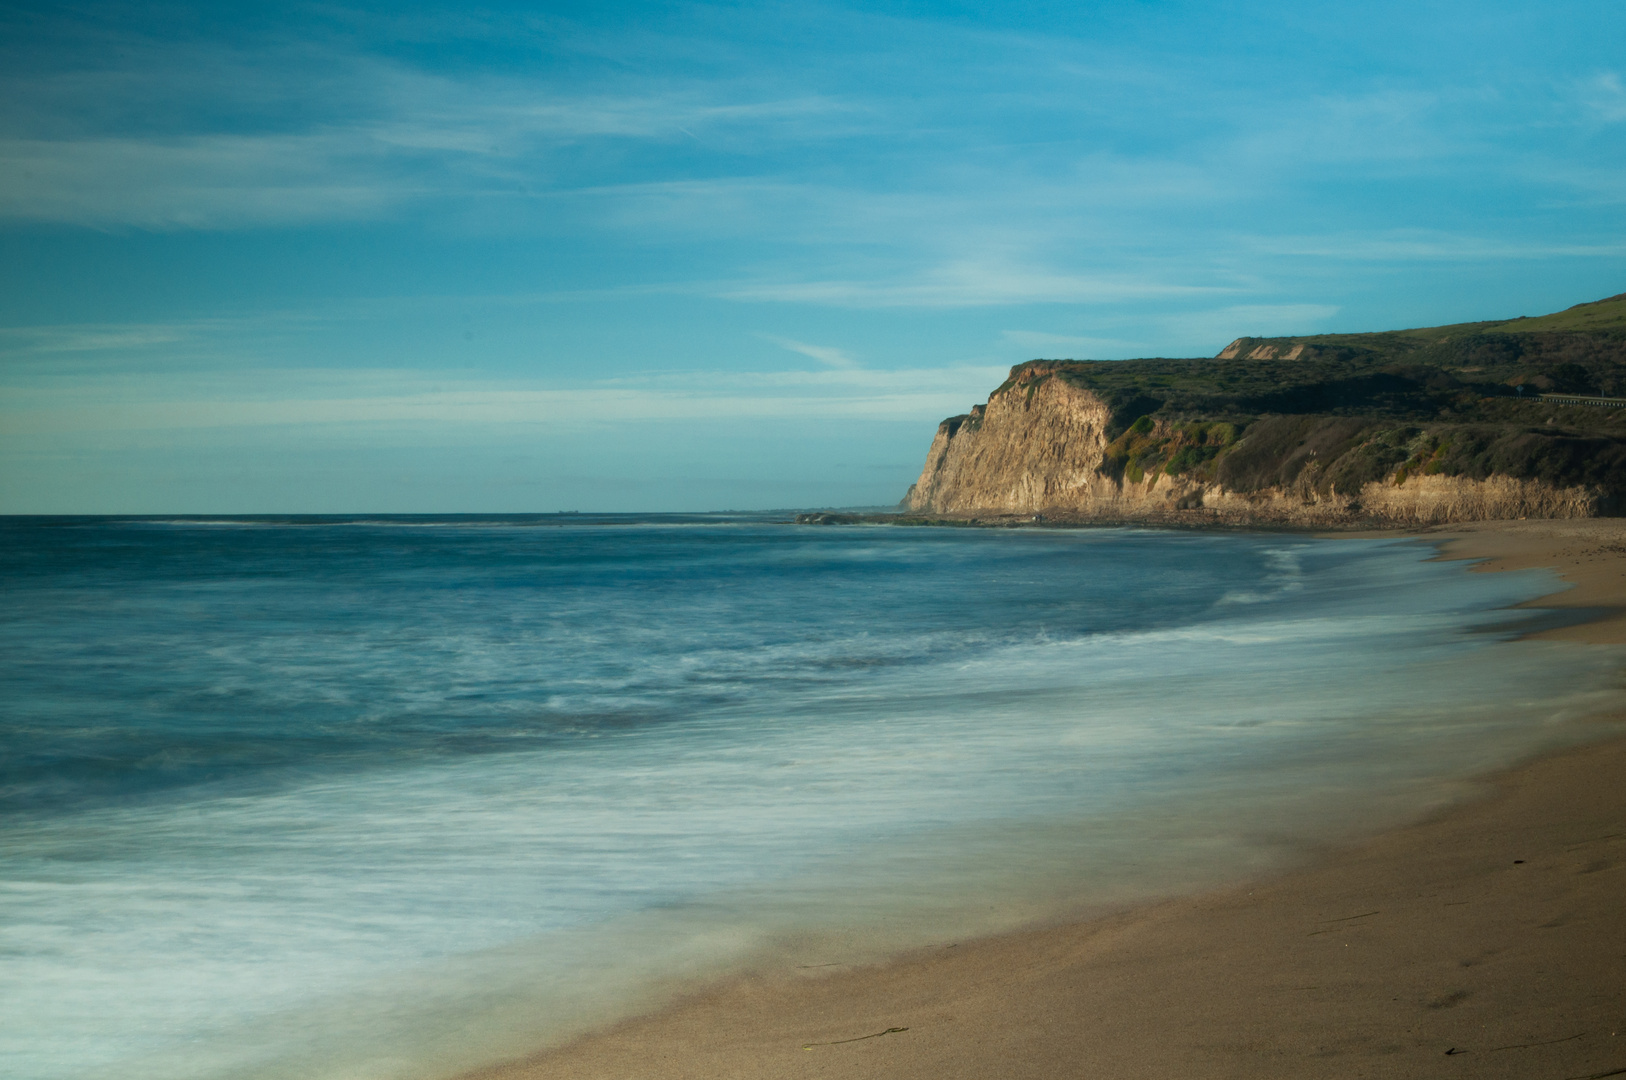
473, 519, 1626, 1080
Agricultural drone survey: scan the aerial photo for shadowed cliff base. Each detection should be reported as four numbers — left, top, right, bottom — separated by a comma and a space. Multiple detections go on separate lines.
905, 293, 1626, 526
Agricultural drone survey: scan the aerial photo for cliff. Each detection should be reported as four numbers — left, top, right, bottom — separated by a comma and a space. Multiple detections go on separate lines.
904, 294, 1626, 526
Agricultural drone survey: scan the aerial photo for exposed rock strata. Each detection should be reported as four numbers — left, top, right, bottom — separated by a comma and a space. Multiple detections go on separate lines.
905, 364, 1607, 526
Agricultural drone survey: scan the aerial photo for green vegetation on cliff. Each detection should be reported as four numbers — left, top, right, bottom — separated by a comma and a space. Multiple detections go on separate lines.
1007, 292, 1626, 504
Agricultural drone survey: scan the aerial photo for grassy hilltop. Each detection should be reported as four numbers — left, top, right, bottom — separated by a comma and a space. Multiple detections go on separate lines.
1012, 292, 1626, 503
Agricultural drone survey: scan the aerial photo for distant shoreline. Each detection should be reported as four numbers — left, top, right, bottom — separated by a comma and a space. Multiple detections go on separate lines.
794, 508, 1418, 531
473, 517, 1626, 1080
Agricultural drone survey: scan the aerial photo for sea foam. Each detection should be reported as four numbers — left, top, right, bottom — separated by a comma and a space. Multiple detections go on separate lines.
0, 519, 1618, 1079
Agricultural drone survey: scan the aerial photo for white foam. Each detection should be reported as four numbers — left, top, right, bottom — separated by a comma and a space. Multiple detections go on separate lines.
1, 535, 1621, 1080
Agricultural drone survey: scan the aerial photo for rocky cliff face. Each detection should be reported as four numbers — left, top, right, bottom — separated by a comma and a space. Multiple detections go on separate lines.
905, 363, 1607, 526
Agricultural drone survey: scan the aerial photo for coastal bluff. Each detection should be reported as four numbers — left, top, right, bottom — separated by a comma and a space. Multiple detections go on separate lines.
904, 294, 1626, 527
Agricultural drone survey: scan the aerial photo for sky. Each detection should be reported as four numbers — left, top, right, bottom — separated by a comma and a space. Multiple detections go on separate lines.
3, 0, 1625, 513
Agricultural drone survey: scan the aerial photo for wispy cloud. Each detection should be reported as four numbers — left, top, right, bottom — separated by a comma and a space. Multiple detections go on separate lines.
0, 19, 864, 230
2, 1, 1623, 331
1577, 72, 1626, 123
0, 133, 411, 228
760, 335, 859, 368
1224, 88, 1472, 169
723, 261, 1231, 308
0, 323, 194, 354
0, 313, 341, 376
0, 390, 943, 433
1241, 231, 1626, 261
0, 363, 1008, 436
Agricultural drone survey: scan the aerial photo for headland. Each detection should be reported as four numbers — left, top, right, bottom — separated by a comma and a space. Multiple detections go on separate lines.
901, 292, 1626, 528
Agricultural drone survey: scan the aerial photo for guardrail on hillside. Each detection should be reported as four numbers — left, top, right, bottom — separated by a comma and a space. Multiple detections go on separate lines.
1538, 393, 1626, 408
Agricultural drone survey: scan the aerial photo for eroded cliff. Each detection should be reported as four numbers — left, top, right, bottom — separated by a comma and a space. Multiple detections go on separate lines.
905, 361, 1617, 527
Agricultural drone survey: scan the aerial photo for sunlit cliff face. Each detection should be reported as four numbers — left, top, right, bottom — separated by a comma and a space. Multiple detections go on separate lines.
907, 365, 1608, 525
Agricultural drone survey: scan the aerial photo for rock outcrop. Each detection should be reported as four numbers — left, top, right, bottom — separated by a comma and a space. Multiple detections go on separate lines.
905, 363, 1609, 527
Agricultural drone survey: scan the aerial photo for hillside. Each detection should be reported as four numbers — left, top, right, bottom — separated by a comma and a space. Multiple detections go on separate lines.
899, 293, 1626, 526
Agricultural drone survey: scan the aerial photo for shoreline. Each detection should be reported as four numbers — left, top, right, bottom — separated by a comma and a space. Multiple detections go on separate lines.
472, 518, 1626, 1080
1412, 518, 1626, 643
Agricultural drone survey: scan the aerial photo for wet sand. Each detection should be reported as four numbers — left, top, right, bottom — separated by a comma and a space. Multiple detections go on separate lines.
472, 519, 1626, 1080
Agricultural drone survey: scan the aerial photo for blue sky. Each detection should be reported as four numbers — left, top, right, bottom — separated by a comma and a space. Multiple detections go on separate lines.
3, 0, 1625, 512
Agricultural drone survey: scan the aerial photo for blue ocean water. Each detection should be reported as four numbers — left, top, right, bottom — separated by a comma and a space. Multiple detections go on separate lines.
0, 516, 1619, 1080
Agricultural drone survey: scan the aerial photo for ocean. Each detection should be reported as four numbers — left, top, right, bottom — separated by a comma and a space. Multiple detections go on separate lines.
0, 515, 1619, 1080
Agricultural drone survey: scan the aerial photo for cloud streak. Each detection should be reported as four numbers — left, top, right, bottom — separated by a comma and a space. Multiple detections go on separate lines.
0, 364, 1007, 436
1240, 231, 1626, 261
760, 335, 859, 368
0, 134, 413, 228
722, 262, 1232, 308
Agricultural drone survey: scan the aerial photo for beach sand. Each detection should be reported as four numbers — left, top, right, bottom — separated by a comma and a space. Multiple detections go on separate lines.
471, 519, 1626, 1080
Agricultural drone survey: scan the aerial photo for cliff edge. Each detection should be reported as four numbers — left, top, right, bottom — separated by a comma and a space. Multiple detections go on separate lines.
905, 294, 1626, 526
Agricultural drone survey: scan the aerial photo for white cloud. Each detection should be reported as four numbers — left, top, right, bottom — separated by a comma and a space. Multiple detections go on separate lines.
0, 134, 408, 229
3, 0, 1621, 339
0, 323, 194, 354
0, 35, 861, 229
0, 390, 927, 432
1578, 72, 1626, 123
1241, 231, 1626, 261
0, 364, 1009, 436
760, 335, 858, 368
612, 365, 1007, 392
723, 261, 1229, 308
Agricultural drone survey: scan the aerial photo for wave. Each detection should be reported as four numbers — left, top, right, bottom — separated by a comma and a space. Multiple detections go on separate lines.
0, 524, 1620, 1080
